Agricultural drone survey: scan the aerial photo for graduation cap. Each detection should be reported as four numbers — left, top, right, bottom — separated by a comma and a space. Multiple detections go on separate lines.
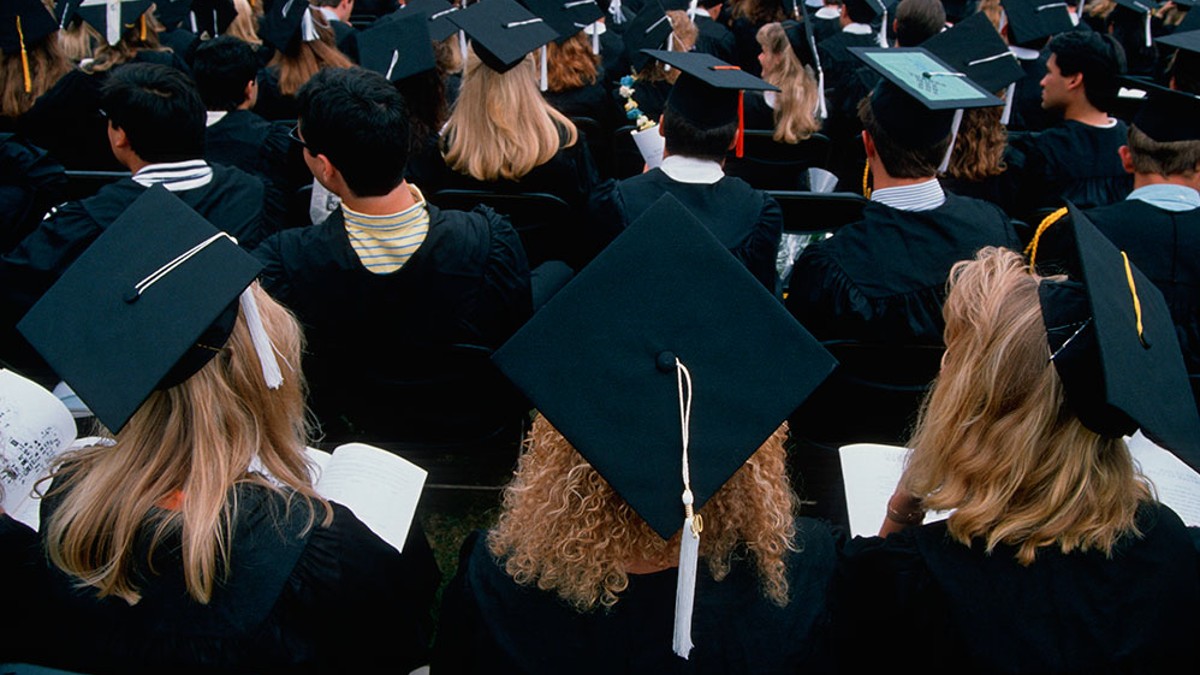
844, 0, 884, 23
1111, 0, 1160, 47
54, 0, 83, 28
622, 3, 673, 72
446, 0, 559, 74
1156, 27, 1200, 55
1000, 0, 1074, 47
1036, 204, 1200, 473
16, 187, 284, 434
787, 2, 827, 117
1, 0, 59, 95
1129, 80, 1200, 142
394, 0, 461, 41
358, 11, 437, 81
851, 46, 1003, 170
75, 0, 155, 46
1180, 4, 1200, 31
648, 49, 779, 156
492, 193, 836, 659
921, 12, 1025, 123
154, 0, 193, 29
260, 0, 321, 53
186, 0, 237, 37
521, 0, 605, 44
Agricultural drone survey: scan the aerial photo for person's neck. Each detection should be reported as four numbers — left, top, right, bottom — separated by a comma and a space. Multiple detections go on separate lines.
1133, 172, 1200, 192
341, 180, 418, 215
123, 155, 150, 174
871, 160, 933, 191
1063, 100, 1111, 126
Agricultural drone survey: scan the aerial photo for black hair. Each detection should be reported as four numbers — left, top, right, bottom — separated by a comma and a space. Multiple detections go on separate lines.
893, 0, 945, 47
1169, 49, 1200, 95
297, 66, 410, 197
1047, 30, 1127, 112
394, 69, 448, 155
100, 63, 206, 163
192, 36, 260, 112
662, 107, 738, 162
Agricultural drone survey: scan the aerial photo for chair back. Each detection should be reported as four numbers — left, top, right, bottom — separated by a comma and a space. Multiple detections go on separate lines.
430, 189, 573, 266
725, 131, 832, 190
62, 170, 131, 202
610, 125, 647, 179
569, 116, 612, 179
768, 190, 868, 236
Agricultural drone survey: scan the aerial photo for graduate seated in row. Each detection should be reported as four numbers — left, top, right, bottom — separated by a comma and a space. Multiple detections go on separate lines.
252, 66, 533, 443
10, 188, 439, 672
255, 0, 354, 121
839, 238, 1200, 672
435, 194, 841, 674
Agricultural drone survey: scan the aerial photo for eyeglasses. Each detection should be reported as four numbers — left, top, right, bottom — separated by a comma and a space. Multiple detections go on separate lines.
288, 124, 308, 150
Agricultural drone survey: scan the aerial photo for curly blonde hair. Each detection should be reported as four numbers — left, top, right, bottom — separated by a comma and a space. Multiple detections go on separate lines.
944, 103, 1008, 181
488, 416, 798, 612
902, 247, 1152, 565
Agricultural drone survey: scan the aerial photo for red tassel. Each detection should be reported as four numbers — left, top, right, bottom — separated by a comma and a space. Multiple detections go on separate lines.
736, 90, 744, 158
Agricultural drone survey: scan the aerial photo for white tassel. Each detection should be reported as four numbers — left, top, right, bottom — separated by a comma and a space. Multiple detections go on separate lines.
878, 8, 888, 47
540, 44, 548, 92
213, 8, 219, 35
938, 108, 964, 174
239, 287, 284, 389
386, 49, 399, 80
817, 68, 827, 119
674, 508, 700, 659
105, 0, 121, 46
189, 10, 198, 33
300, 7, 319, 42
459, 30, 468, 64
610, 0, 625, 24
592, 23, 600, 54
1144, 12, 1152, 48
1001, 82, 1016, 126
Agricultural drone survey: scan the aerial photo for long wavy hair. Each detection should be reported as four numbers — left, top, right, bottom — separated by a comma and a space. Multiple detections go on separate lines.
902, 247, 1152, 565
442, 46, 577, 181
83, 10, 170, 74
268, 12, 353, 96
733, 0, 787, 24
635, 11, 698, 83
944, 103, 1008, 181
42, 284, 331, 605
1, 32, 73, 118
489, 416, 798, 612
756, 22, 821, 144
541, 31, 599, 93
226, 0, 263, 45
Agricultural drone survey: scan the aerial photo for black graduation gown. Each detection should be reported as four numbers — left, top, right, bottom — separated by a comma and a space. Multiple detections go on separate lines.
694, 15, 737, 64
786, 192, 1020, 344
252, 204, 533, 441
600, 29, 631, 86
205, 109, 302, 223
836, 503, 1200, 674
811, 14, 841, 44
0, 515, 41, 664
10, 69, 118, 170
544, 78, 624, 140
742, 90, 776, 132
817, 30, 879, 95
22, 484, 440, 674
0, 134, 66, 254
253, 66, 300, 122
939, 144, 1026, 219
432, 519, 840, 674
329, 19, 360, 62
587, 168, 783, 292
731, 16, 769, 76
1013, 119, 1133, 217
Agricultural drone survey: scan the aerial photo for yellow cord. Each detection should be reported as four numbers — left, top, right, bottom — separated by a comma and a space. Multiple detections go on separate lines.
862, 159, 871, 199
140, 14, 147, 41
17, 16, 31, 94
1024, 206, 1068, 270
1121, 251, 1146, 345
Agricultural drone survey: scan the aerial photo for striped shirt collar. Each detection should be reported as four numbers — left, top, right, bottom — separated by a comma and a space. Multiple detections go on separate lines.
132, 159, 215, 192
870, 178, 946, 212
1127, 183, 1200, 212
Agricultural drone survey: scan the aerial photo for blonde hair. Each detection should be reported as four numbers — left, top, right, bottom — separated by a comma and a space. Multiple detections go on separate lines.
977, 0, 1004, 35
902, 247, 1152, 565
42, 284, 331, 605
442, 47, 578, 181
1, 33, 73, 118
83, 11, 169, 74
636, 11, 698, 83
434, 32, 463, 76
226, 0, 263, 46
58, 20, 100, 63
267, 13, 353, 96
944, 103, 1008, 181
489, 416, 798, 612
756, 22, 821, 144
540, 31, 599, 93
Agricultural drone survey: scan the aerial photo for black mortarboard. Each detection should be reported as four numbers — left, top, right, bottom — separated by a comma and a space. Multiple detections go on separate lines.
651, 49, 778, 139
1038, 204, 1200, 472
921, 12, 1024, 93
54, 0, 83, 28
852, 46, 1002, 148
260, 0, 319, 53
492, 194, 837, 540
521, 0, 605, 43
622, 4, 672, 71
186, 0, 237, 37
1156, 27, 1200, 55
0, 0, 59, 54
75, 0, 155, 46
782, 18, 818, 70
844, 0, 884, 23
1111, 0, 1160, 14
394, 0, 461, 42
154, 0, 193, 29
17, 188, 265, 434
447, 0, 559, 73
358, 11, 437, 81
1129, 80, 1200, 142
1001, 0, 1073, 47
1180, 5, 1200, 31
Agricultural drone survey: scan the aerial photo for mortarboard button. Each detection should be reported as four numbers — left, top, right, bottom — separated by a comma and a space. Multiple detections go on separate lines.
17, 187, 266, 433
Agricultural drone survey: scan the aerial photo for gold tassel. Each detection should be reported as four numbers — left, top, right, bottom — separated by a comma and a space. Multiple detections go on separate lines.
17, 16, 32, 94
140, 14, 147, 41
861, 159, 871, 199
1024, 206, 1068, 270
1121, 251, 1147, 346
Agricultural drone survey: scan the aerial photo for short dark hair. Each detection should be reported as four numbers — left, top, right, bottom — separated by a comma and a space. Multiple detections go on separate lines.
661, 108, 737, 162
1168, 49, 1200, 95
192, 36, 259, 112
1047, 30, 1126, 112
297, 67, 410, 197
858, 94, 948, 178
100, 63, 206, 163
1127, 125, 1200, 177
893, 0, 945, 47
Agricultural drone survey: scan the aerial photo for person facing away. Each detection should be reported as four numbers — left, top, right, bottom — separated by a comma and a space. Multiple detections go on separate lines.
1013, 29, 1134, 216
786, 70, 1020, 345
252, 66, 532, 443
0, 62, 269, 385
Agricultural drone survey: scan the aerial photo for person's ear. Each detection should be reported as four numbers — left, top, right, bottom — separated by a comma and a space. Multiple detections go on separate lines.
108, 121, 131, 150
1064, 71, 1084, 92
862, 130, 876, 158
1118, 145, 1136, 175
658, 114, 665, 137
